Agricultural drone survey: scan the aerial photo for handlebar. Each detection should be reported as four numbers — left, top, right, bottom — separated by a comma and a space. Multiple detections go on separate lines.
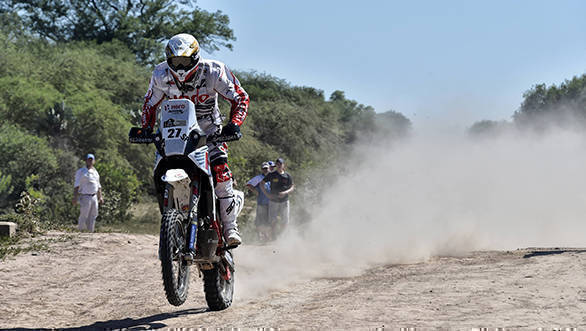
128, 127, 241, 145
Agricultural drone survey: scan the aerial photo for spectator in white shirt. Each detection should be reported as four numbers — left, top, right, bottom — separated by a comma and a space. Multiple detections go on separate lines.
72, 154, 104, 232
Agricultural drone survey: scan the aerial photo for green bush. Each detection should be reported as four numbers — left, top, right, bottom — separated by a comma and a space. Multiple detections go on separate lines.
0, 191, 43, 235
95, 159, 140, 223
0, 169, 13, 203
0, 124, 58, 209
0, 77, 63, 133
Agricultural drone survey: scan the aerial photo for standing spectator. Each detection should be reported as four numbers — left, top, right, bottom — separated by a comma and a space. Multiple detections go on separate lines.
260, 158, 294, 238
72, 154, 104, 232
267, 160, 276, 173
246, 162, 271, 240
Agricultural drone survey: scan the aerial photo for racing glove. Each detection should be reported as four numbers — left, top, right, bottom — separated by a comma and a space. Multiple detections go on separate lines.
220, 122, 242, 140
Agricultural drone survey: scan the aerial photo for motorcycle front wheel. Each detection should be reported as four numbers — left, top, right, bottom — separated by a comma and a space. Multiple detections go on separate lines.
160, 209, 190, 306
203, 251, 234, 311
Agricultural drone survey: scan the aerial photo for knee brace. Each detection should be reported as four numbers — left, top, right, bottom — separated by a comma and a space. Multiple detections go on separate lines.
212, 160, 232, 184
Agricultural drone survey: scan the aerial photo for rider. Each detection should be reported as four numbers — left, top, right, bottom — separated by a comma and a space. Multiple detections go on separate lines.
141, 33, 249, 247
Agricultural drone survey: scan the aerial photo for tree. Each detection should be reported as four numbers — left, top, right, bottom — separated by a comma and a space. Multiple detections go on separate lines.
374, 110, 412, 140
513, 75, 586, 130
468, 120, 511, 138
5, 0, 235, 64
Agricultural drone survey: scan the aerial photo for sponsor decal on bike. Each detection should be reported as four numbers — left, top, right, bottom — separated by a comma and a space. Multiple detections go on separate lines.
163, 118, 187, 128
166, 103, 186, 114
166, 128, 183, 139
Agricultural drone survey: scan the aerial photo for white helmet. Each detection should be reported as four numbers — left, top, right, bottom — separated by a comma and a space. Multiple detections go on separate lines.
165, 33, 201, 83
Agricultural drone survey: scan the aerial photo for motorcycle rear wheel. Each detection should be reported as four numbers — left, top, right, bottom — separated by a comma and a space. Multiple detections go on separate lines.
160, 209, 190, 306
203, 251, 234, 311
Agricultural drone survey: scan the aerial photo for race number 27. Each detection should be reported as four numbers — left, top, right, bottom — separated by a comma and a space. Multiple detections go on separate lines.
167, 128, 182, 138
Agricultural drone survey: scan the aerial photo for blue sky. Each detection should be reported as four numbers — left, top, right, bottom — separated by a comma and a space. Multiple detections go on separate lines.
196, 0, 586, 129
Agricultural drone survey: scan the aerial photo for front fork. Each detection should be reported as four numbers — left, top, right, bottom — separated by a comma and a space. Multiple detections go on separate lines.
187, 180, 200, 253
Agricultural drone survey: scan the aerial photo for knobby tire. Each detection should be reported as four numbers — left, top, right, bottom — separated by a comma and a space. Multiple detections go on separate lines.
160, 209, 190, 306
202, 251, 234, 311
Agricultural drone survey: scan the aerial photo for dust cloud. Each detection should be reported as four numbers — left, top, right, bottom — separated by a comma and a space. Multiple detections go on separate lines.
236, 128, 586, 299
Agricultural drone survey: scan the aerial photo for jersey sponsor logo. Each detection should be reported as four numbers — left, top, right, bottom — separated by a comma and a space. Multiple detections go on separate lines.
197, 94, 210, 103
170, 94, 214, 106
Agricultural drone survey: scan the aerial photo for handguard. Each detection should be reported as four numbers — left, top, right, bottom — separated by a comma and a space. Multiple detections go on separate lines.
209, 131, 242, 143
129, 127, 154, 144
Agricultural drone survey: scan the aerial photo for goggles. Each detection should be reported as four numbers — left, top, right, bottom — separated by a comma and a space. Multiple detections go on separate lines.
167, 56, 199, 71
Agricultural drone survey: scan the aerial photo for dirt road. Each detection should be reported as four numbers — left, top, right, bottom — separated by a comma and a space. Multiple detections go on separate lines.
1, 231, 585, 329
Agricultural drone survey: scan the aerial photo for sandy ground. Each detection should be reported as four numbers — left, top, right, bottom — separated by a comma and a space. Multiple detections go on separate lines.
1, 231, 585, 329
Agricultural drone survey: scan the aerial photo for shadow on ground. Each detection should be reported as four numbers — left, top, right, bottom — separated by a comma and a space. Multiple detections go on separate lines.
8, 307, 208, 330
523, 248, 586, 258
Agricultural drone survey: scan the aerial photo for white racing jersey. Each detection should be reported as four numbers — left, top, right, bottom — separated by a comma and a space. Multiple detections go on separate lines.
74, 167, 101, 195
141, 59, 249, 134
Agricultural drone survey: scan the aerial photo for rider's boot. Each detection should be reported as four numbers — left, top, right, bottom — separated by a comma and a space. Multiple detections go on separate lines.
216, 180, 242, 247
224, 227, 241, 247
219, 197, 241, 246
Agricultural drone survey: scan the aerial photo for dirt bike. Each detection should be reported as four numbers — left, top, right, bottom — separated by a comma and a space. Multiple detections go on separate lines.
129, 98, 244, 310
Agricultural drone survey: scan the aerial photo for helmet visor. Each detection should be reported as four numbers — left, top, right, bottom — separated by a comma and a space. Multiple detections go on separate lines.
167, 56, 198, 71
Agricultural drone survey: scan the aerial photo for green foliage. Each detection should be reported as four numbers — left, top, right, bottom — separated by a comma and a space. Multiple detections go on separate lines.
41, 149, 78, 225
98, 190, 123, 225
232, 74, 411, 184
5, 0, 236, 64
513, 74, 586, 130
0, 27, 413, 234
0, 169, 13, 201
8, 191, 44, 234
43, 178, 77, 226
372, 110, 412, 141
0, 77, 63, 132
0, 31, 147, 225
0, 124, 58, 208
472, 74, 586, 136
468, 120, 511, 137
96, 159, 140, 223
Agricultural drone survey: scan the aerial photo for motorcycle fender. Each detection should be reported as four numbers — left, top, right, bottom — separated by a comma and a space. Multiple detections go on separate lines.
161, 169, 189, 183
162, 169, 191, 213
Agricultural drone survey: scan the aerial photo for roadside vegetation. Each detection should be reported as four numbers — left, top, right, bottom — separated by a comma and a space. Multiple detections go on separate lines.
0, 2, 411, 245
469, 74, 586, 136
2, 2, 584, 248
